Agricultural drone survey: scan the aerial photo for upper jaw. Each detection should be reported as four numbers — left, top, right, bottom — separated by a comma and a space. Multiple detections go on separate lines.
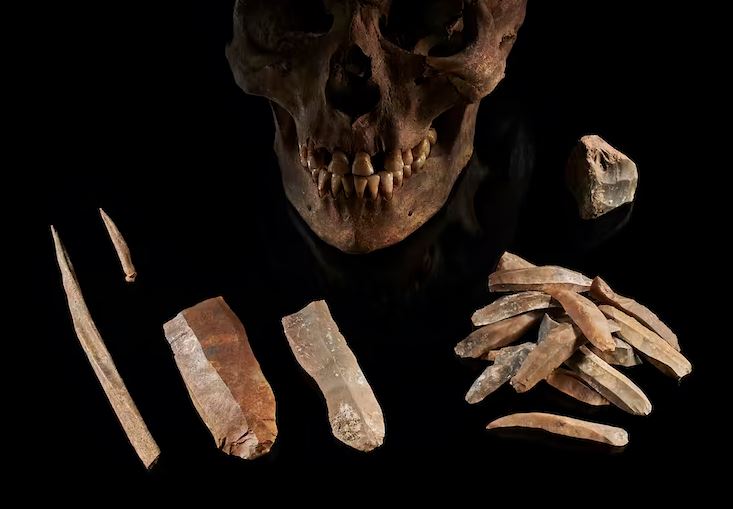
297, 127, 439, 202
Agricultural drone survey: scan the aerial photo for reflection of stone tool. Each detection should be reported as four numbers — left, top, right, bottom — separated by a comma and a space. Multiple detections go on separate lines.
51, 226, 159, 469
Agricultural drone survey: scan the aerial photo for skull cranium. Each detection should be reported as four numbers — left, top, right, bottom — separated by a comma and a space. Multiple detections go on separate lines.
227, 0, 527, 253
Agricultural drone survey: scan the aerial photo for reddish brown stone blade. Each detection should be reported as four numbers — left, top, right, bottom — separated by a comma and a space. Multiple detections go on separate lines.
495, 251, 536, 271
547, 288, 615, 352
466, 343, 535, 404
455, 311, 544, 359
471, 291, 558, 327
566, 346, 652, 415
164, 297, 277, 459
281, 301, 384, 452
599, 305, 692, 379
489, 266, 593, 293
52, 226, 160, 469
591, 277, 680, 351
487, 412, 628, 446
510, 320, 585, 393
546, 368, 610, 406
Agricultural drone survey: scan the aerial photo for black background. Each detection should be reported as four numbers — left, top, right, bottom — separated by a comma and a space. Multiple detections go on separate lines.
29, 0, 719, 491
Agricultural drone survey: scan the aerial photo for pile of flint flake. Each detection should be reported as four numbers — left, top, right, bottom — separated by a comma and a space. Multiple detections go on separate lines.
456, 252, 691, 447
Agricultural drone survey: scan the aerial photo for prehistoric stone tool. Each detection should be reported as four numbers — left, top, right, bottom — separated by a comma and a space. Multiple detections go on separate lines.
489, 266, 593, 293
566, 135, 638, 219
566, 346, 652, 416
466, 343, 535, 404
455, 311, 543, 359
281, 300, 385, 452
546, 369, 610, 406
471, 291, 558, 327
99, 208, 137, 283
164, 297, 277, 459
599, 305, 691, 379
591, 277, 680, 351
52, 226, 160, 469
487, 412, 628, 447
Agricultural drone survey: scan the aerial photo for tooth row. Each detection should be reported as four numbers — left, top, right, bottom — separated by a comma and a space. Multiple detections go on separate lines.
300, 127, 437, 200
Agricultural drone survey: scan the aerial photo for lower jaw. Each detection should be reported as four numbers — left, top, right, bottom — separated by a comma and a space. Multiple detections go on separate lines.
274, 103, 478, 254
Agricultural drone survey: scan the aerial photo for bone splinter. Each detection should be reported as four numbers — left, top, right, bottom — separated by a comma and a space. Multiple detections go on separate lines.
99, 208, 137, 283
51, 226, 159, 469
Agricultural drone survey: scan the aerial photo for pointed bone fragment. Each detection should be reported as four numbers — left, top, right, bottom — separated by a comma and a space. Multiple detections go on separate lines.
591, 277, 680, 351
52, 226, 159, 469
489, 266, 593, 293
599, 305, 691, 379
566, 346, 652, 415
511, 320, 585, 393
466, 343, 535, 404
282, 301, 384, 452
471, 291, 558, 327
487, 412, 628, 447
546, 288, 615, 352
495, 251, 536, 271
164, 297, 277, 459
589, 337, 641, 367
455, 311, 543, 359
546, 369, 610, 406
99, 208, 137, 283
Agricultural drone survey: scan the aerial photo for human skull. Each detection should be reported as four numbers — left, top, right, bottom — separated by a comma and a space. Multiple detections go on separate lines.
227, 0, 527, 253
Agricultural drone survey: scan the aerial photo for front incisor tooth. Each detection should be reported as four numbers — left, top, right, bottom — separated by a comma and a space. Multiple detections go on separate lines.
353, 152, 374, 176
412, 138, 430, 172
318, 170, 331, 197
342, 175, 354, 197
385, 150, 403, 173
393, 169, 404, 188
427, 128, 437, 145
331, 174, 343, 197
378, 171, 393, 200
354, 176, 368, 199
329, 151, 350, 175
367, 175, 380, 199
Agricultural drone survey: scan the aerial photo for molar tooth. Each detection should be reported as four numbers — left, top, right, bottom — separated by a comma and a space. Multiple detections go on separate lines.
329, 150, 350, 175
352, 152, 374, 176
367, 174, 380, 200
299, 143, 308, 166
318, 170, 331, 197
331, 174, 343, 197
392, 169, 404, 188
311, 168, 320, 183
354, 176, 368, 199
412, 138, 430, 171
378, 171, 393, 200
385, 150, 403, 173
342, 174, 354, 197
427, 128, 437, 145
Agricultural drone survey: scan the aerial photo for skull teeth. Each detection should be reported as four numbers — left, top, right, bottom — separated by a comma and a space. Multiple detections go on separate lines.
300, 127, 438, 201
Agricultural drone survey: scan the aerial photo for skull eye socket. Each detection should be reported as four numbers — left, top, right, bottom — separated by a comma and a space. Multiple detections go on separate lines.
236, 0, 333, 51
380, 0, 474, 56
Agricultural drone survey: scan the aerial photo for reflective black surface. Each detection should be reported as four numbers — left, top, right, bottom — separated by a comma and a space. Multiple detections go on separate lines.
31, 0, 715, 489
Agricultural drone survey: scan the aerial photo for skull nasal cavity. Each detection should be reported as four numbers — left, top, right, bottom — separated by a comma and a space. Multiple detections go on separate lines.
326, 46, 380, 123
